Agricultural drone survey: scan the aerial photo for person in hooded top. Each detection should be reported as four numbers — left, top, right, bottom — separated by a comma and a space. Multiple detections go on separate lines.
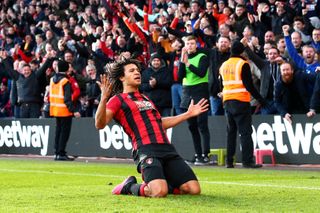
140, 53, 173, 117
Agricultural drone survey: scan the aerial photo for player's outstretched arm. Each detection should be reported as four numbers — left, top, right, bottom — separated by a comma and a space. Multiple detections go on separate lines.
162, 98, 209, 129
95, 74, 114, 129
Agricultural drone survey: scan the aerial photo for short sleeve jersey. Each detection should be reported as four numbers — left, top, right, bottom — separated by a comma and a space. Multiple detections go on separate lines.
106, 92, 170, 151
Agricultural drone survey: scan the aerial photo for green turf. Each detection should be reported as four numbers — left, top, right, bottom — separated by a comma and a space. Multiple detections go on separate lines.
0, 158, 319, 213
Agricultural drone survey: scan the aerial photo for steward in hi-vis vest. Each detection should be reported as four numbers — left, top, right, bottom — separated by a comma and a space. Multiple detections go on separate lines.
49, 77, 73, 117
219, 57, 250, 103
219, 40, 266, 169
49, 60, 74, 161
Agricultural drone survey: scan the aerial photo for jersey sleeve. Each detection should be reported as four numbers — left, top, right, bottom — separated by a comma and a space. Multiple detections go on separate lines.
106, 95, 121, 115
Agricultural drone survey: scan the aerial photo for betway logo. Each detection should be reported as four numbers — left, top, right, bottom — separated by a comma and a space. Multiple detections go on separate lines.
0, 121, 49, 155
252, 116, 320, 155
99, 124, 173, 150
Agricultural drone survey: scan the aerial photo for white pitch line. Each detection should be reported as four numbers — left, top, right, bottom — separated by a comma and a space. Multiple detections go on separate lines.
1, 168, 320, 191
0, 168, 123, 178
201, 180, 320, 191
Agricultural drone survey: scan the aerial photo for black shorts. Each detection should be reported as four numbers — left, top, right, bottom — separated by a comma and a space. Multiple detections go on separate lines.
139, 155, 198, 188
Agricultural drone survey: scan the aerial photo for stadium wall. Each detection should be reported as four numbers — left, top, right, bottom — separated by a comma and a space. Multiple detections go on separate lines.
0, 115, 319, 164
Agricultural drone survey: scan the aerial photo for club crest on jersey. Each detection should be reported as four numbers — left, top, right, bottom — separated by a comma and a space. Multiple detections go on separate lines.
134, 100, 155, 111
145, 157, 153, 165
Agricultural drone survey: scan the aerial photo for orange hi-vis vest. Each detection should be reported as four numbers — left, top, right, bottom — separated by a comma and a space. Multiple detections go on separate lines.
219, 57, 251, 103
49, 77, 73, 117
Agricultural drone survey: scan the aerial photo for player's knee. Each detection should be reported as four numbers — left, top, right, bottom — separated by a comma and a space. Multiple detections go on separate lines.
188, 185, 201, 195
180, 181, 201, 195
147, 184, 168, 197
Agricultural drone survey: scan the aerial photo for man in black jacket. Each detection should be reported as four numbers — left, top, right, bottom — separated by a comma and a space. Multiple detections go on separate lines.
140, 53, 172, 117
242, 38, 284, 114
275, 62, 315, 123
208, 36, 230, 115
307, 67, 320, 118
156, 38, 184, 115
0, 50, 55, 118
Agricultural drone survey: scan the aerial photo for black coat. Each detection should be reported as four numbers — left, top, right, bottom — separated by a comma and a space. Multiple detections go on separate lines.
140, 63, 173, 109
274, 71, 316, 117
310, 73, 320, 111
208, 48, 230, 97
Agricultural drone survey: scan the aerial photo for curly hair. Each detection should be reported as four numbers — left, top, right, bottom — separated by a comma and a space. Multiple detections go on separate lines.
104, 58, 142, 95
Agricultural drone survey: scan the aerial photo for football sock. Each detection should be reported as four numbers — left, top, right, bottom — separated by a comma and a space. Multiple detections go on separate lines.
130, 183, 147, 196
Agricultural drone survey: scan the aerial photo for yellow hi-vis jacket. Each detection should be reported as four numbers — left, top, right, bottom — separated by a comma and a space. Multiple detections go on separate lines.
219, 57, 251, 103
49, 77, 73, 117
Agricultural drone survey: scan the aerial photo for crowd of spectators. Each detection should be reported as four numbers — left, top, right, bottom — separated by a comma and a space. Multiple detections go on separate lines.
0, 0, 320, 120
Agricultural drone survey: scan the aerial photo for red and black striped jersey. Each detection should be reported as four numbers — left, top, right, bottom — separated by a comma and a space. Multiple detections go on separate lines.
106, 92, 170, 151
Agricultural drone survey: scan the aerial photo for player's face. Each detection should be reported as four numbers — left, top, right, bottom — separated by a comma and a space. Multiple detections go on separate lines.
121, 63, 141, 87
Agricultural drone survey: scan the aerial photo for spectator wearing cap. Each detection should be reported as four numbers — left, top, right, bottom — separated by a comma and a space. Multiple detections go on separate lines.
140, 53, 172, 117
49, 60, 75, 161
219, 40, 266, 168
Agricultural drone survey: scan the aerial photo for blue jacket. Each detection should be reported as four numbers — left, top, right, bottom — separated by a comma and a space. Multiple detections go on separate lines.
285, 36, 320, 74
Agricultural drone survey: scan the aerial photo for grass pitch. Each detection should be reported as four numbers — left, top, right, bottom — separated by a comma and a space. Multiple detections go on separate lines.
0, 157, 319, 213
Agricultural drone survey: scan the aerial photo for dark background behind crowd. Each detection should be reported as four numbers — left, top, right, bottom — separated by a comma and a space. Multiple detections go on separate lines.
0, 0, 320, 119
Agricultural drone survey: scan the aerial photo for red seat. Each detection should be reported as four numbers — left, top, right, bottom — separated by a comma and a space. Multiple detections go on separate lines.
254, 149, 276, 166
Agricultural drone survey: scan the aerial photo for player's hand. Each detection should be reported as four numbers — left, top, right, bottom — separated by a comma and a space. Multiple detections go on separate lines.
97, 74, 113, 100
187, 98, 209, 117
